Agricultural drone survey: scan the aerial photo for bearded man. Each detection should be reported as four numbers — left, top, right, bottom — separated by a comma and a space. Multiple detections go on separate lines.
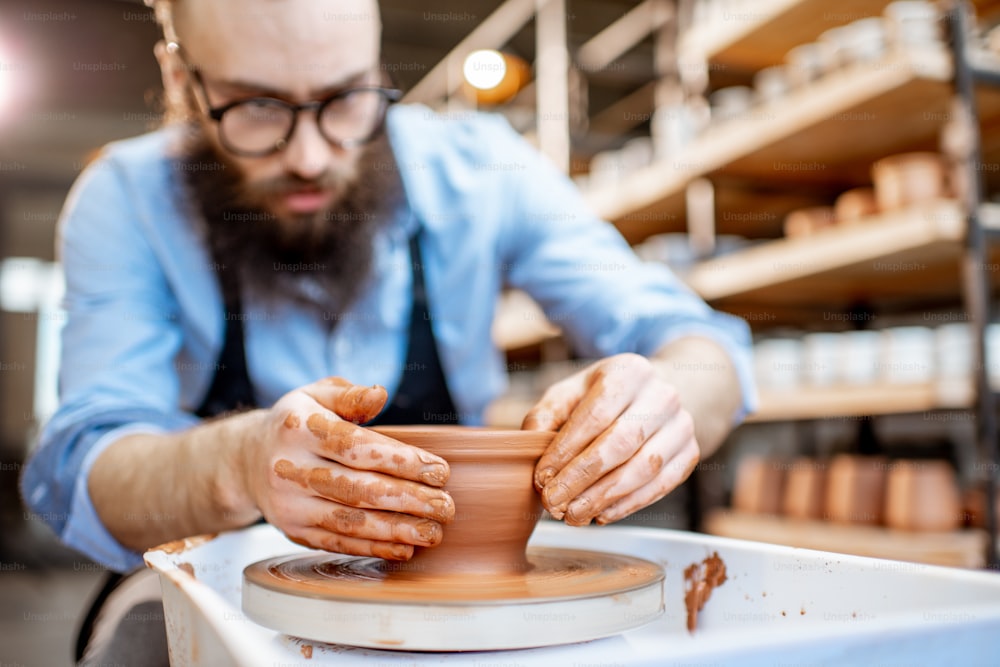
22, 0, 755, 664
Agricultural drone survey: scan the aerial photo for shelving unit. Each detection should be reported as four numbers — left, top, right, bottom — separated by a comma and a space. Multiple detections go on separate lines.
495, 0, 1000, 567
583, 48, 1000, 242
595, 48, 953, 209
676, 0, 999, 567
681, 0, 1000, 72
686, 200, 988, 315
457, 0, 1000, 565
680, 0, 898, 70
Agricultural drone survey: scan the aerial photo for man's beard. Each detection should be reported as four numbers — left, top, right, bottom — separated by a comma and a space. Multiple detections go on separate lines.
176, 125, 401, 317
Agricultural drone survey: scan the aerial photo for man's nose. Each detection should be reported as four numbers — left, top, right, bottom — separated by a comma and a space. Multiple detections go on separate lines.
282, 113, 337, 181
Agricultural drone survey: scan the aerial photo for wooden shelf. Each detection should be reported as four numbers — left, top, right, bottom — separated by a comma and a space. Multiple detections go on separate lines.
680, 0, 895, 71
685, 200, 967, 308
704, 509, 988, 569
487, 378, 974, 427
584, 48, 970, 236
494, 202, 972, 347
749, 379, 974, 423
681, 0, 1000, 71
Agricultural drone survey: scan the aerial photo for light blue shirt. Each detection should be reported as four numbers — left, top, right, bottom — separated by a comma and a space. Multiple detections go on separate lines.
21, 105, 757, 571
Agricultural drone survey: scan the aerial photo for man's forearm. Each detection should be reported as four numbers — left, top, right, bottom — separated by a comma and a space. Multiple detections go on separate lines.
651, 336, 745, 458
88, 410, 266, 552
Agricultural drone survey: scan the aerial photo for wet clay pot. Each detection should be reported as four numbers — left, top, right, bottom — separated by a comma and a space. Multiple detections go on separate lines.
370, 425, 555, 576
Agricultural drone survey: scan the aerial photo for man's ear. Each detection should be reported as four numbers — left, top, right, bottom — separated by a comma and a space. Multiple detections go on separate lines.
154, 39, 187, 110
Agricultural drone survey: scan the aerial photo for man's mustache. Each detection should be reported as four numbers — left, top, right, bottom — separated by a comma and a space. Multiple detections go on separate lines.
245, 171, 345, 197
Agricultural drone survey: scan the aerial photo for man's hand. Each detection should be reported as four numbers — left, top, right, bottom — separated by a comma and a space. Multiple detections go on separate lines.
241, 377, 455, 560
522, 353, 700, 527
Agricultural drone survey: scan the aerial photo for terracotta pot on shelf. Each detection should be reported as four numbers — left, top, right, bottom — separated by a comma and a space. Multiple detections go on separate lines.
781, 458, 828, 520
961, 486, 1000, 529
834, 187, 879, 224
871, 152, 950, 212
885, 459, 961, 532
783, 206, 836, 238
824, 455, 888, 525
732, 456, 785, 516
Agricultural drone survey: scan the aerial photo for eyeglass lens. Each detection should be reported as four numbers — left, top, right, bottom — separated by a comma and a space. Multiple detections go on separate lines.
218, 90, 389, 154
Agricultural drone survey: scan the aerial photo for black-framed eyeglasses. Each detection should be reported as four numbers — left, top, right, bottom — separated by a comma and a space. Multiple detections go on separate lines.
166, 41, 402, 157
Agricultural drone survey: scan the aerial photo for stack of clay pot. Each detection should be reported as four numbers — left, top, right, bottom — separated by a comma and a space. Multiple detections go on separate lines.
783, 152, 952, 239
962, 486, 1000, 529
731, 454, 965, 532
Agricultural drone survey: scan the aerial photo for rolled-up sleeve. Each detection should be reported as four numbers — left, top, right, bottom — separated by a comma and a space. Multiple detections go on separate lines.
493, 118, 757, 421
20, 152, 199, 571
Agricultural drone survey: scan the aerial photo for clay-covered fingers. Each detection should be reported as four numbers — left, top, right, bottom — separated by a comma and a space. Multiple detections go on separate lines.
273, 459, 455, 523
594, 438, 700, 526
532, 354, 654, 493
302, 376, 388, 424
284, 495, 445, 557
541, 385, 680, 520
534, 371, 635, 491
286, 408, 449, 487
312, 501, 444, 546
562, 411, 697, 526
287, 528, 415, 561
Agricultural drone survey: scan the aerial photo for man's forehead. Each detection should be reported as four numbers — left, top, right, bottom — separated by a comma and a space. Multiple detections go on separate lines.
176, 0, 381, 84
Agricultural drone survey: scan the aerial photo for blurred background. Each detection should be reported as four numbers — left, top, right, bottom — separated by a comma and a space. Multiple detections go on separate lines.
3, 0, 1000, 664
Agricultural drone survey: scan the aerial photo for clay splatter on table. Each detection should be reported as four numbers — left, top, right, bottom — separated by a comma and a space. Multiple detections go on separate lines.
684, 551, 727, 633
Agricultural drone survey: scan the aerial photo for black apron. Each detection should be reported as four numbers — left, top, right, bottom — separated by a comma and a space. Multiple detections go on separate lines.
196, 231, 458, 424
195, 229, 458, 523
76, 230, 457, 662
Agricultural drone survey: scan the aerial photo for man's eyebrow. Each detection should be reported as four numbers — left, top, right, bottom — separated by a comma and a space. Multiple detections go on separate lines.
209, 70, 373, 100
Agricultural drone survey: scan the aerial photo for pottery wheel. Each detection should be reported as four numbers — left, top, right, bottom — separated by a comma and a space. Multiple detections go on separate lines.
243, 546, 664, 651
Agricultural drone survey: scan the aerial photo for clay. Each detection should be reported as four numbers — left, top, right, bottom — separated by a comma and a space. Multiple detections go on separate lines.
834, 187, 879, 224
243, 425, 667, 651
885, 460, 961, 532
783, 206, 835, 238
683, 551, 727, 633
871, 152, 950, 212
369, 426, 555, 575
824, 455, 886, 525
319, 378, 388, 424
962, 487, 1000, 528
246, 546, 664, 602
782, 458, 826, 520
153, 534, 218, 555
243, 425, 666, 651
732, 457, 785, 515
298, 417, 449, 487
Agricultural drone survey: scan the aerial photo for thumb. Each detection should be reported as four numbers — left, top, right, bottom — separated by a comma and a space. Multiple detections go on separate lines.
521, 372, 586, 433
304, 377, 389, 424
